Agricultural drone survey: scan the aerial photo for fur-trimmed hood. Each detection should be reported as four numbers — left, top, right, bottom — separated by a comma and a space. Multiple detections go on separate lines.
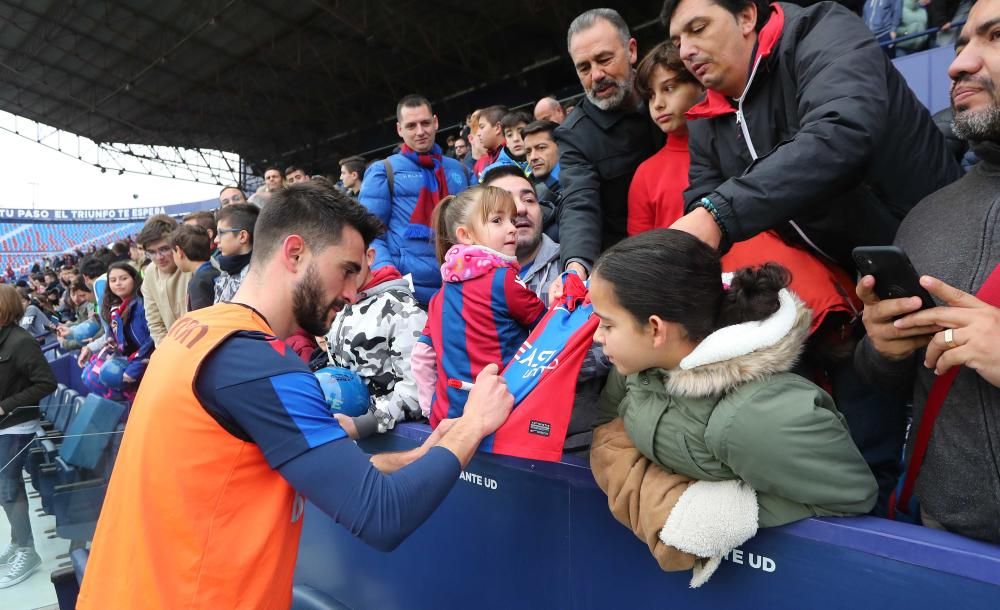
665, 289, 812, 398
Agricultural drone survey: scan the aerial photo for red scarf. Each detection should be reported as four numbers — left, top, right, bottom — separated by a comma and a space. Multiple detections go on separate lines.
401, 143, 449, 239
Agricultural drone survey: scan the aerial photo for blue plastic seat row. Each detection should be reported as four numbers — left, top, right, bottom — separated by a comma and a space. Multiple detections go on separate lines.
28, 387, 126, 542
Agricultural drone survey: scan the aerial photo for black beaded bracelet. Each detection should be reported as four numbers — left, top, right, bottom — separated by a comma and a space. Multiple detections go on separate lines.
696, 197, 729, 240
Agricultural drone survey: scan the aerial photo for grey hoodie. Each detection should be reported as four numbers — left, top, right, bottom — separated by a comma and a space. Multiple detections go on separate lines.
521, 234, 561, 307
19, 303, 51, 337
855, 140, 1000, 543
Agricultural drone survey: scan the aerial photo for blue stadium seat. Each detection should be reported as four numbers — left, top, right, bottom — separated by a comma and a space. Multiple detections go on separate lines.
58, 395, 125, 470
51, 391, 80, 433
38, 395, 126, 540
291, 585, 353, 610
40, 384, 65, 416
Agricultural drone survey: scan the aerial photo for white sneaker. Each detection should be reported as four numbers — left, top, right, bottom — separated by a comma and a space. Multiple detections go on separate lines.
0, 543, 16, 568
0, 547, 41, 588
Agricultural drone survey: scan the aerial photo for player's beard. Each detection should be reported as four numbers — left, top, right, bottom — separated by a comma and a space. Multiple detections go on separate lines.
292, 263, 345, 337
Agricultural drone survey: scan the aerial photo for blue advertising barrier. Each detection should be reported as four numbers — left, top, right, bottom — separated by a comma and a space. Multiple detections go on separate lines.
894, 44, 957, 115
294, 423, 1000, 610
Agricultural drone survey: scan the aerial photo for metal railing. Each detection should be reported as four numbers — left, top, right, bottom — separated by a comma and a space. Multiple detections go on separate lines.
880, 20, 966, 48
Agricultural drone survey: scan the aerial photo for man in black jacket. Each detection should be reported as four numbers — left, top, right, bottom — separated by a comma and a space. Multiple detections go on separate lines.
663, 0, 961, 270
554, 8, 665, 277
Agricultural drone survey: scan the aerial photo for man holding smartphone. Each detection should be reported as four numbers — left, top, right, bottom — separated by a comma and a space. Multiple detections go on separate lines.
855, 0, 1000, 545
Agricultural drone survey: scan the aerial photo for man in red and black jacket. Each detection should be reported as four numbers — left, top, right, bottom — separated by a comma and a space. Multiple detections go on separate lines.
663, 0, 960, 270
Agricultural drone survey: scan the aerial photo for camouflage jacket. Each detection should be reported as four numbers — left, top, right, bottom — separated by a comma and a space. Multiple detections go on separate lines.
213, 261, 249, 304
326, 274, 427, 436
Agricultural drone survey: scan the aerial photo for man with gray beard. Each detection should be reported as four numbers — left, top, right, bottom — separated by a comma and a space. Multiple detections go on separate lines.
553, 8, 664, 277
855, 0, 1000, 544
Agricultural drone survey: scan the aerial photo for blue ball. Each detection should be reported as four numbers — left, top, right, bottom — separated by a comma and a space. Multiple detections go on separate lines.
314, 367, 370, 417
69, 319, 100, 342
98, 357, 130, 389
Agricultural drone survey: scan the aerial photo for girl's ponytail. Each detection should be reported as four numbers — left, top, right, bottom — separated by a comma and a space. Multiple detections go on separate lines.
716, 263, 790, 329
432, 195, 459, 264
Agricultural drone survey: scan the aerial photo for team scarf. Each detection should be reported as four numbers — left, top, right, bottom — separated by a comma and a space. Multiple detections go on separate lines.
402, 143, 449, 239
479, 273, 599, 462
109, 296, 135, 359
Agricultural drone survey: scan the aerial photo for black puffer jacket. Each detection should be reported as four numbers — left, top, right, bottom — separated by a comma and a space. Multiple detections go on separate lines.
685, 2, 961, 270
0, 323, 57, 429
554, 98, 664, 269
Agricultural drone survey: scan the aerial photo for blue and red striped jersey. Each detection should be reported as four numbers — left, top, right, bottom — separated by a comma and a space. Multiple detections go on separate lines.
485, 273, 598, 461
423, 266, 545, 427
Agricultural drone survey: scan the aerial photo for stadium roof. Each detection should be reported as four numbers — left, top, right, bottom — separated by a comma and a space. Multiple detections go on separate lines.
0, 0, 664, 178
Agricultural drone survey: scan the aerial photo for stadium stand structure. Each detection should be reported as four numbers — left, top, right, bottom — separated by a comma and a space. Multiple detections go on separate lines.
0, 1, 662, 176
0, 221, 142, 273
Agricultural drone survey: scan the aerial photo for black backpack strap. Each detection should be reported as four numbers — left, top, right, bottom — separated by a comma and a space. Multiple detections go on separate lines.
383, 158, 395, 200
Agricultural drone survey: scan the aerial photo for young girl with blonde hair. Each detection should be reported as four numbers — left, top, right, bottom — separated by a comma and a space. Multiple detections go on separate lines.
412, 186, 546, 427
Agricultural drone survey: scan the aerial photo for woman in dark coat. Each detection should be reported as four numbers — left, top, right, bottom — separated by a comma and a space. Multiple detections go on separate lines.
0, 284, 57, 588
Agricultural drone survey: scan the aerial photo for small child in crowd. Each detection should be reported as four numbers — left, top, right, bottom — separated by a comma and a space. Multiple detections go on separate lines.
412, 186, 546, 427
169, 224, 220, 311
213, 204, 258, 304
326, 248, 427, 439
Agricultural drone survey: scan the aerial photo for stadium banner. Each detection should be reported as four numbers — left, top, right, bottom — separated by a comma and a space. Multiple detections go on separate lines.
0, 198, 218, 223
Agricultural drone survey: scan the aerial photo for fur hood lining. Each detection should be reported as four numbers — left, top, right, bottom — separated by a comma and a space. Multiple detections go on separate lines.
666, 289, 811, 398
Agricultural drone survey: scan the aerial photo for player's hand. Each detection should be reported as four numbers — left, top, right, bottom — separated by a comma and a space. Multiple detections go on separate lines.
424, 418, 457, 448
333, 413, 359, 440
461, 364, 513, 436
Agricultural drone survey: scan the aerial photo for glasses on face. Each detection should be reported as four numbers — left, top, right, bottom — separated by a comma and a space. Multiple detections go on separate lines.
149, 246, 173, 259
217, 228, 243, 237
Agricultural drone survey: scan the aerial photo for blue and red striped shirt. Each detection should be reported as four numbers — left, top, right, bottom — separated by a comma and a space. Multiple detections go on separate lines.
423, 253, 546, 427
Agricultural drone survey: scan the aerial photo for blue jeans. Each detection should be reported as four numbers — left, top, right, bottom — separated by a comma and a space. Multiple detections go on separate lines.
0, 433, 35, 548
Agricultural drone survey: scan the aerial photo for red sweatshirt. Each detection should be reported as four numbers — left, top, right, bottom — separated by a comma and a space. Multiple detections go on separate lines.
627, 132, 690, 235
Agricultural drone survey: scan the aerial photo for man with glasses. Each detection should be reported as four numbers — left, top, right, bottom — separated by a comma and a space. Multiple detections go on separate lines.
213, 203, 259, 304
453, 137, 469, 161
137, 215, 192, 346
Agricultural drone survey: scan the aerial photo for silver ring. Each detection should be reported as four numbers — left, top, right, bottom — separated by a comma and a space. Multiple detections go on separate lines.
944, 328, 956, 348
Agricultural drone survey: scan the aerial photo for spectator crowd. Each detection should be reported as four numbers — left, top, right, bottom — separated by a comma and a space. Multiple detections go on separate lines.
2, 0, 999, 601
